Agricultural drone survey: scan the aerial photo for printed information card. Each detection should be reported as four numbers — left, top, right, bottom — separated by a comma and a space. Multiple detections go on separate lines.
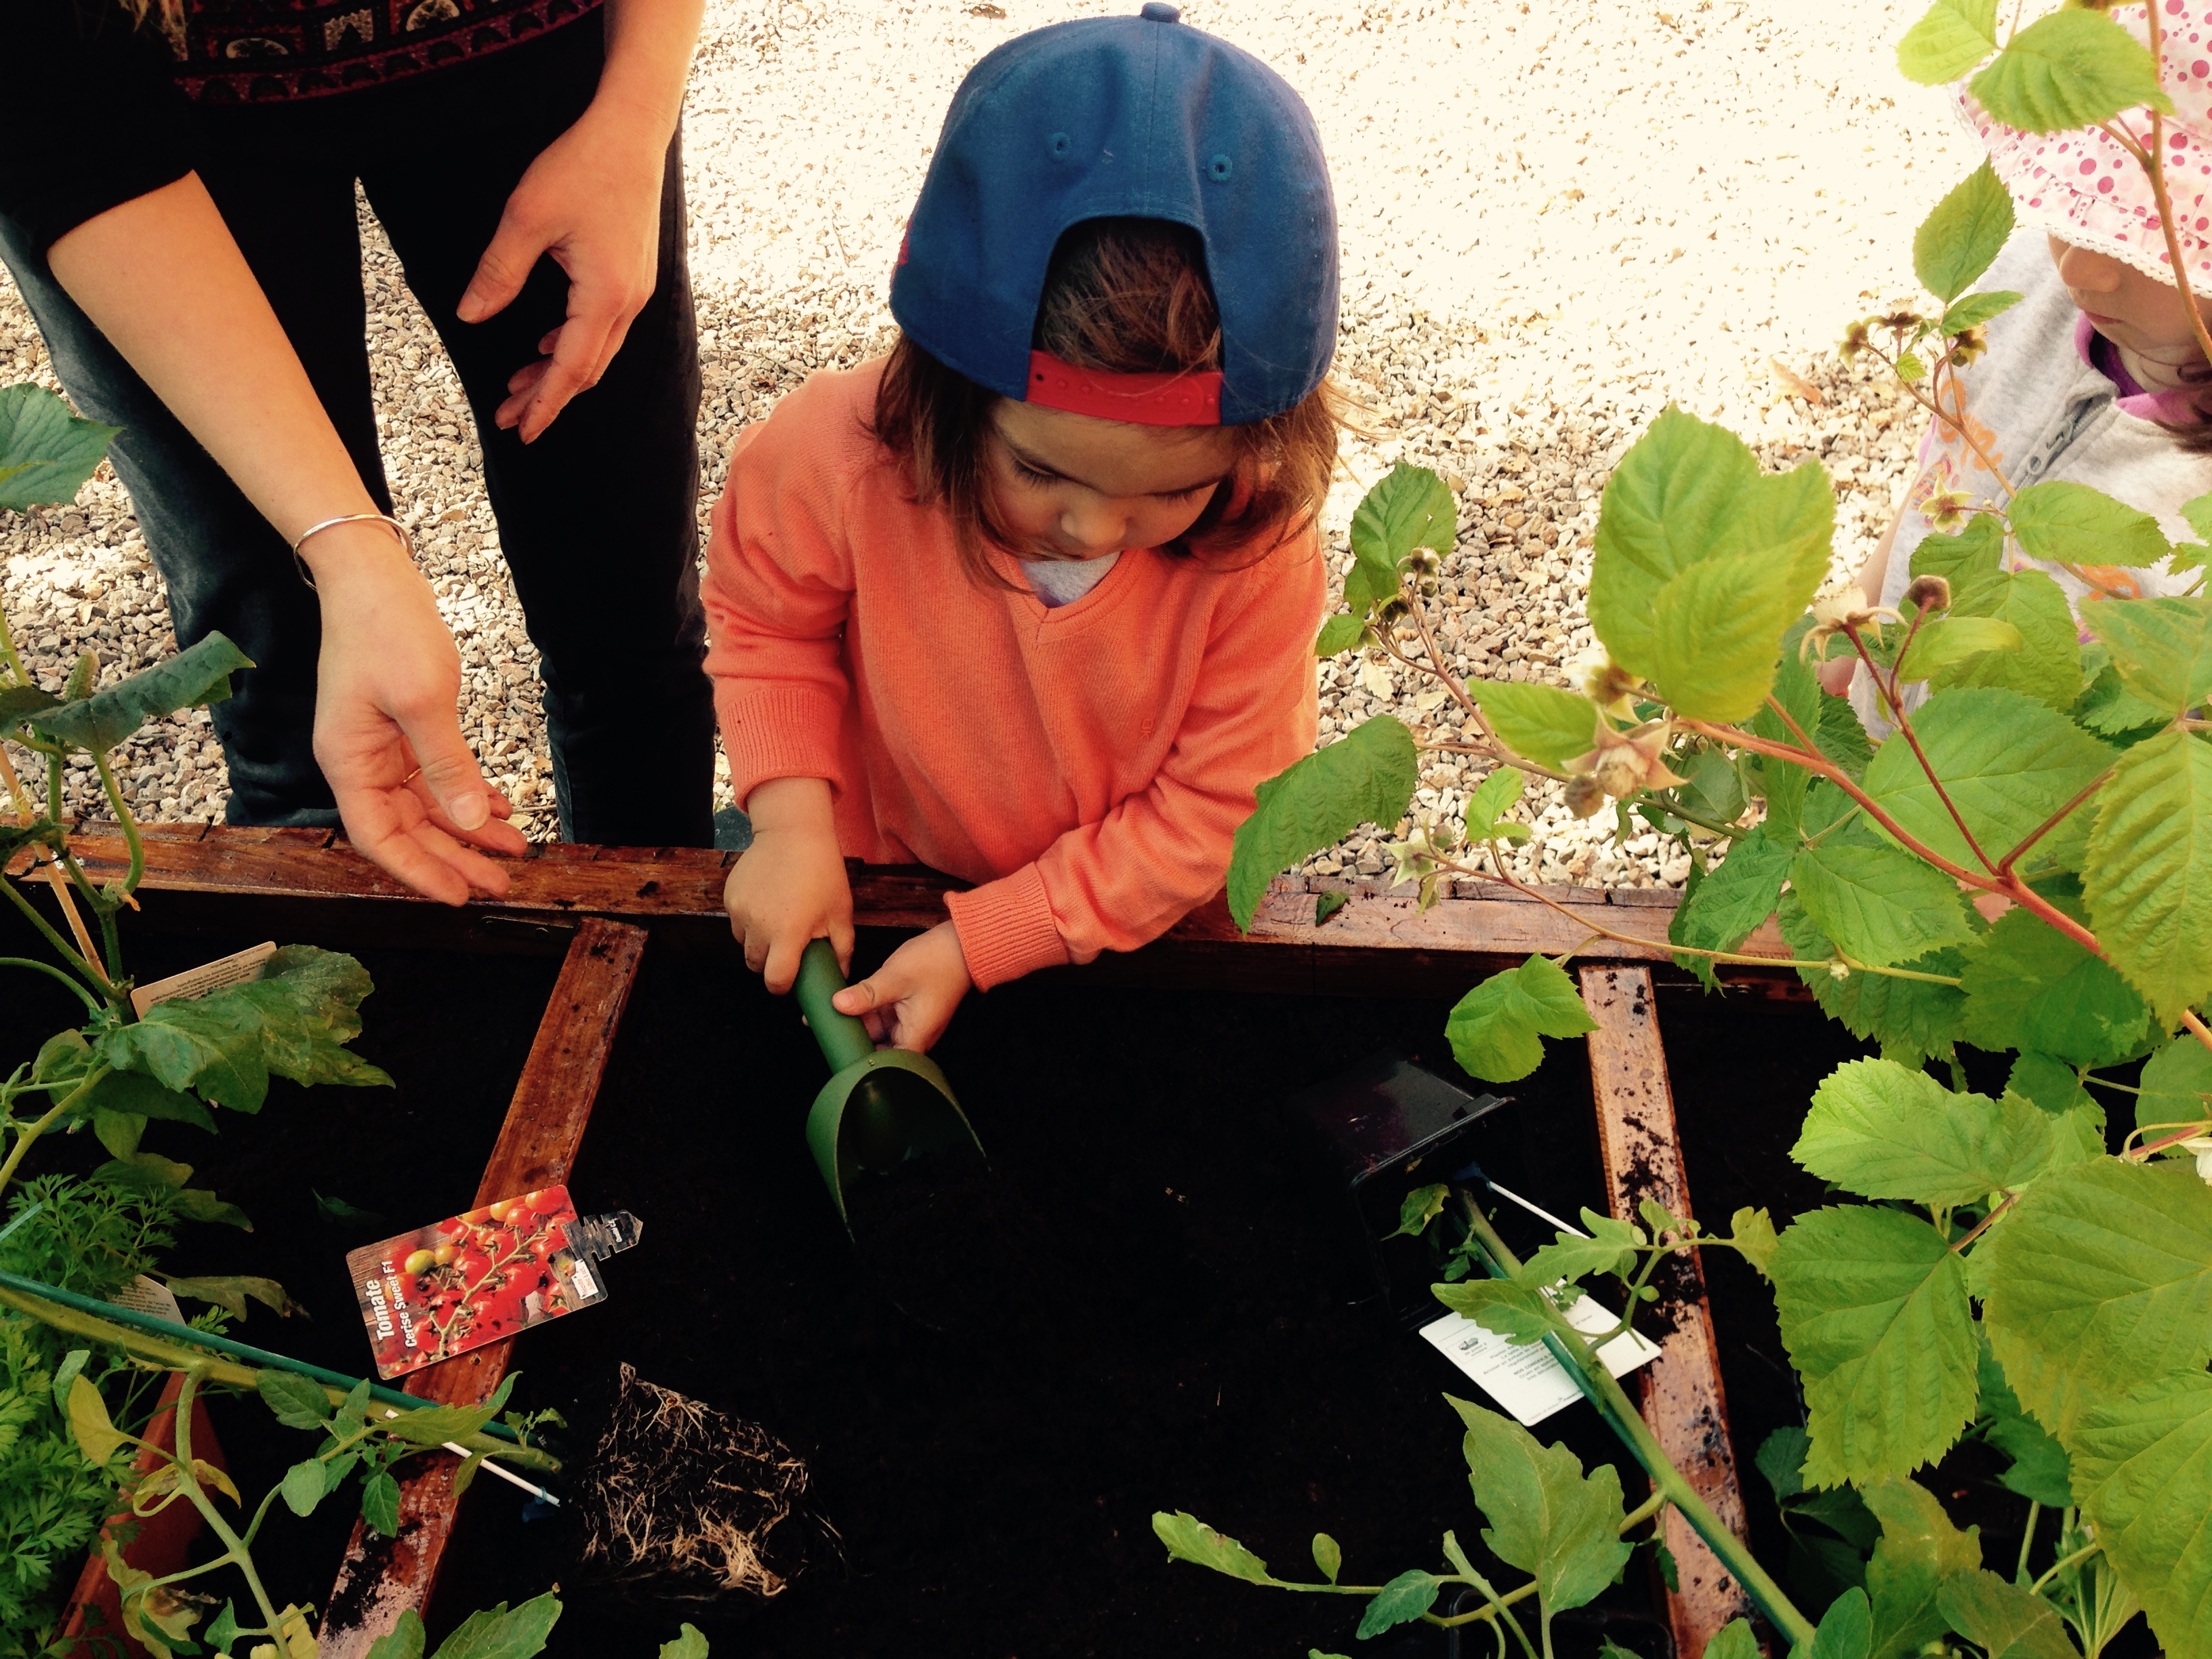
1419, 1293, 1662, 1426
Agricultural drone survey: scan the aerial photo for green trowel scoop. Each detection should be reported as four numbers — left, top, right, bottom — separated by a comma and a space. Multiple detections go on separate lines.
792, 937, 986, 1227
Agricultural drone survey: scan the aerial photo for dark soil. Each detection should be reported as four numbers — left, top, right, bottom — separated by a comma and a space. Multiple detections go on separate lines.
3, 888, 2131, 1659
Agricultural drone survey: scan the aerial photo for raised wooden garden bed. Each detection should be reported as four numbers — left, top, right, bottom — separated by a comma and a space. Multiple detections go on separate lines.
11, 825, 1837, 1659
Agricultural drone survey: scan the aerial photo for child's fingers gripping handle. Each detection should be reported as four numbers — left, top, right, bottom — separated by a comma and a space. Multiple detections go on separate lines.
794, 937, 876, 1074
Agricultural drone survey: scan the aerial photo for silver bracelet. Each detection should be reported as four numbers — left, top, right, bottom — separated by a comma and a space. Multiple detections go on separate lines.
290, 512, 415, 589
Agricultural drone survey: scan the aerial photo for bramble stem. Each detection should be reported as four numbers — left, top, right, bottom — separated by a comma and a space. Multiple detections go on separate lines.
1999, 770, 2114, 876
2032, 1540, 2104, 1598
1458, 1204, 1818, 1651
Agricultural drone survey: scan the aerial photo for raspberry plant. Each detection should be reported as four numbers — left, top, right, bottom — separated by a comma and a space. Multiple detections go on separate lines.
1159, 7, 2212, 1658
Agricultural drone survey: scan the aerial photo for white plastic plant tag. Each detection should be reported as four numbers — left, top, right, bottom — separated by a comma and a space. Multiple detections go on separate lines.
1418, 1293, 1662, 1427
131, 941, 277, 1017
108, 1274, 185, 1325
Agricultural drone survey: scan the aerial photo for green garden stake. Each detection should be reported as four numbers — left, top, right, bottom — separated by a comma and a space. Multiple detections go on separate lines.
792, 938, 985, 1227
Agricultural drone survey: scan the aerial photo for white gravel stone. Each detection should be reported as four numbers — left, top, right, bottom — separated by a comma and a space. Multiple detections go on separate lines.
2, 0, 1971, 881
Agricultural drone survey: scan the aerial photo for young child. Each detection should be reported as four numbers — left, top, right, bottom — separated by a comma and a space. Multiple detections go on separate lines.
1829, 1, 2209, 708
703, 5, 1344, 1053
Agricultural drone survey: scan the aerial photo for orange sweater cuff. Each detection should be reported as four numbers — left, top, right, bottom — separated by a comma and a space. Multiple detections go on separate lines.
945, 865, 1071, 991
717, 684, 847, 806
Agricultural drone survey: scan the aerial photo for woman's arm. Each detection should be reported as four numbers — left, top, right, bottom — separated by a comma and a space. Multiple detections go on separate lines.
455, 0, 708, 441
45, 175, 527, 903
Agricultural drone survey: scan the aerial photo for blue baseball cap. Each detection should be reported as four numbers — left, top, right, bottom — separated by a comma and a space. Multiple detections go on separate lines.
889, 3, 1339, 426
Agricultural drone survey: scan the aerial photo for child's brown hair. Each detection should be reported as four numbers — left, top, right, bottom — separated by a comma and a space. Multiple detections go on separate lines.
872, 217, 1347, 587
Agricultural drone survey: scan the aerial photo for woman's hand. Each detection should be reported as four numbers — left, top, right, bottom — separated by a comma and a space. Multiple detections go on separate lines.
455, 0, 704, 441
724, 776, 852, 993
307, 523, 529, 903
832, 922, 974, 1054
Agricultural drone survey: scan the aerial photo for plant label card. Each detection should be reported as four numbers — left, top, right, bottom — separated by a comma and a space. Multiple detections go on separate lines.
130, 941, 277, 1017
1418, 1294, 1662, 1427
345, 1186, 642, 1380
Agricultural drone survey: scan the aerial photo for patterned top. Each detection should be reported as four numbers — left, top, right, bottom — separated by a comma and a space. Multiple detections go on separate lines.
171, 0, 603, 104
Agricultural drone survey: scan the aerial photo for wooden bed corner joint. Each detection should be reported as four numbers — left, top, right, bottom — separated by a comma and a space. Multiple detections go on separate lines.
317, 917, 649, 1658
1579, 964, 1755, 1659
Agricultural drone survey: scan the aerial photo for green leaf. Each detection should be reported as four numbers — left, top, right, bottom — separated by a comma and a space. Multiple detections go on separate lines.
1476, 682, 1597, 770
1347, 463, 1455, 615
1941, 290, 2023, 333
258, 1369, 330, 1431
1862, 1479, 1981, 1659
1522, 1210, 1642, 1288
280, 1458, 330, 1517
361, 1469, 401, 1538
1314, 890, 1348, 925
2137, 1036, 2212, 1140
1730, 1206, 1780, 1280
1648, 545, 1823, 721
205, 1601, 242, 1658
1794, 1059, 2050, 1206
1979, 1158, 2212, 1437
0, 384, 119, 511
1465, 765, 1528, 840
1975, 1342, 2073, 1509
1314, 614, 1365, 657
83, 1069, 218, 1133
658, 1627, 709, 1659
2068, 1370, 2212, 1659
96, 995, 270, 1112
28, 632, 253, 756
381, 1374, 517, 1447
1771, 1207, 1979, 1486
1780, 896, 1968, 1067
1814, 1586, 1875, 1659
1969, 8, 2172, 134
2083, 730, 2212, 1025
1932, 568, 2081, 710
430, 1593, 562, 1659
1227, 716, 1417, 930
67, 1375, 126, 1467
1895, 615, 2022, 683
1910, 514, 2004, 590
228, 945, 392, 1089
1790, 840, 1980, 970
2005, 1050, 2096, 1120
1153, 1511, 1276, 1584
1388, 1183, 1450, 1240
1445, 954, 1599, 1084
1897, 0, 1997, 83
1861, 687, 2114, 872
2074, 655, 2172, 739
1934, 1569, 2073, 1659
365, 1610, 428, 1659
1958, 905, 2150, 1067
1704, 1620, 1759, 1659
1431, 1277, 1559, 1345
1591, 408, 1832, 692
1913, 162, 2015, 304
2088, 595, 2212, 716
2011, 479, 2172, 570
1447, 1395, 1633, 1614
1356, 1570, 1441, 1639
1671, 826, 1790, 974
1312, 1532, 1341, 1584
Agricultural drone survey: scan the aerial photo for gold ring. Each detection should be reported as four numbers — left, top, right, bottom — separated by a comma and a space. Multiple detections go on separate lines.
401, 766, 423, 786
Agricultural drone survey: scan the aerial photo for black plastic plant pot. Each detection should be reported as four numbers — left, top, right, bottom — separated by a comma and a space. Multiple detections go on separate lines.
1293, 1051, 1510, 1328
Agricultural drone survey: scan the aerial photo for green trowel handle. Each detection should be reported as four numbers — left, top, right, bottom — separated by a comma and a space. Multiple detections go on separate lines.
794, 937, 876, 1074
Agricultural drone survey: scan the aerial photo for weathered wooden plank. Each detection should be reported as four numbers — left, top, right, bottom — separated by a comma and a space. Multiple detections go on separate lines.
1580, 964, 1754, 1658
319, 917, 649, 1656
26, 825, 1797, 993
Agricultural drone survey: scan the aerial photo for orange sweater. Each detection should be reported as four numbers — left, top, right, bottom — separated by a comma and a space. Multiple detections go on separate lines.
699, 361, 1325, 991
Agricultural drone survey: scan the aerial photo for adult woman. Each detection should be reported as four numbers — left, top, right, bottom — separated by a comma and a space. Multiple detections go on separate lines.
0, 0, 717, 902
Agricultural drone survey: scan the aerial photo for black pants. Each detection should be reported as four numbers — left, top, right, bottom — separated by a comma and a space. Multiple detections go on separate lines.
0, 16, 715, 846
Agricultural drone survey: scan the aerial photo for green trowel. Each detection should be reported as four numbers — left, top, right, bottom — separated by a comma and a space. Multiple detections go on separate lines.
792, 937, 986, 1228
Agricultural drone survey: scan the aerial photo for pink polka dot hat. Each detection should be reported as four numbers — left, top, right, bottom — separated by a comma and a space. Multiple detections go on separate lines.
1956, 0, 2212, 289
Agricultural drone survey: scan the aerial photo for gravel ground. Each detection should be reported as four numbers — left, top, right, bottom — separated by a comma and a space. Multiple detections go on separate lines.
0, 0, 1980, 884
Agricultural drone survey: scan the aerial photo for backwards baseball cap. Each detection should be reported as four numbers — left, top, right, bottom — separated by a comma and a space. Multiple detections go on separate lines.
888, 2, 1339, 427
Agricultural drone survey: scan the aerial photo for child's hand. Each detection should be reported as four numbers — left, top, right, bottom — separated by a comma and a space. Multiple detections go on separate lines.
831, 922, 973, 1053
1816, 656, 1858, 697
724, 776, 852, 994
